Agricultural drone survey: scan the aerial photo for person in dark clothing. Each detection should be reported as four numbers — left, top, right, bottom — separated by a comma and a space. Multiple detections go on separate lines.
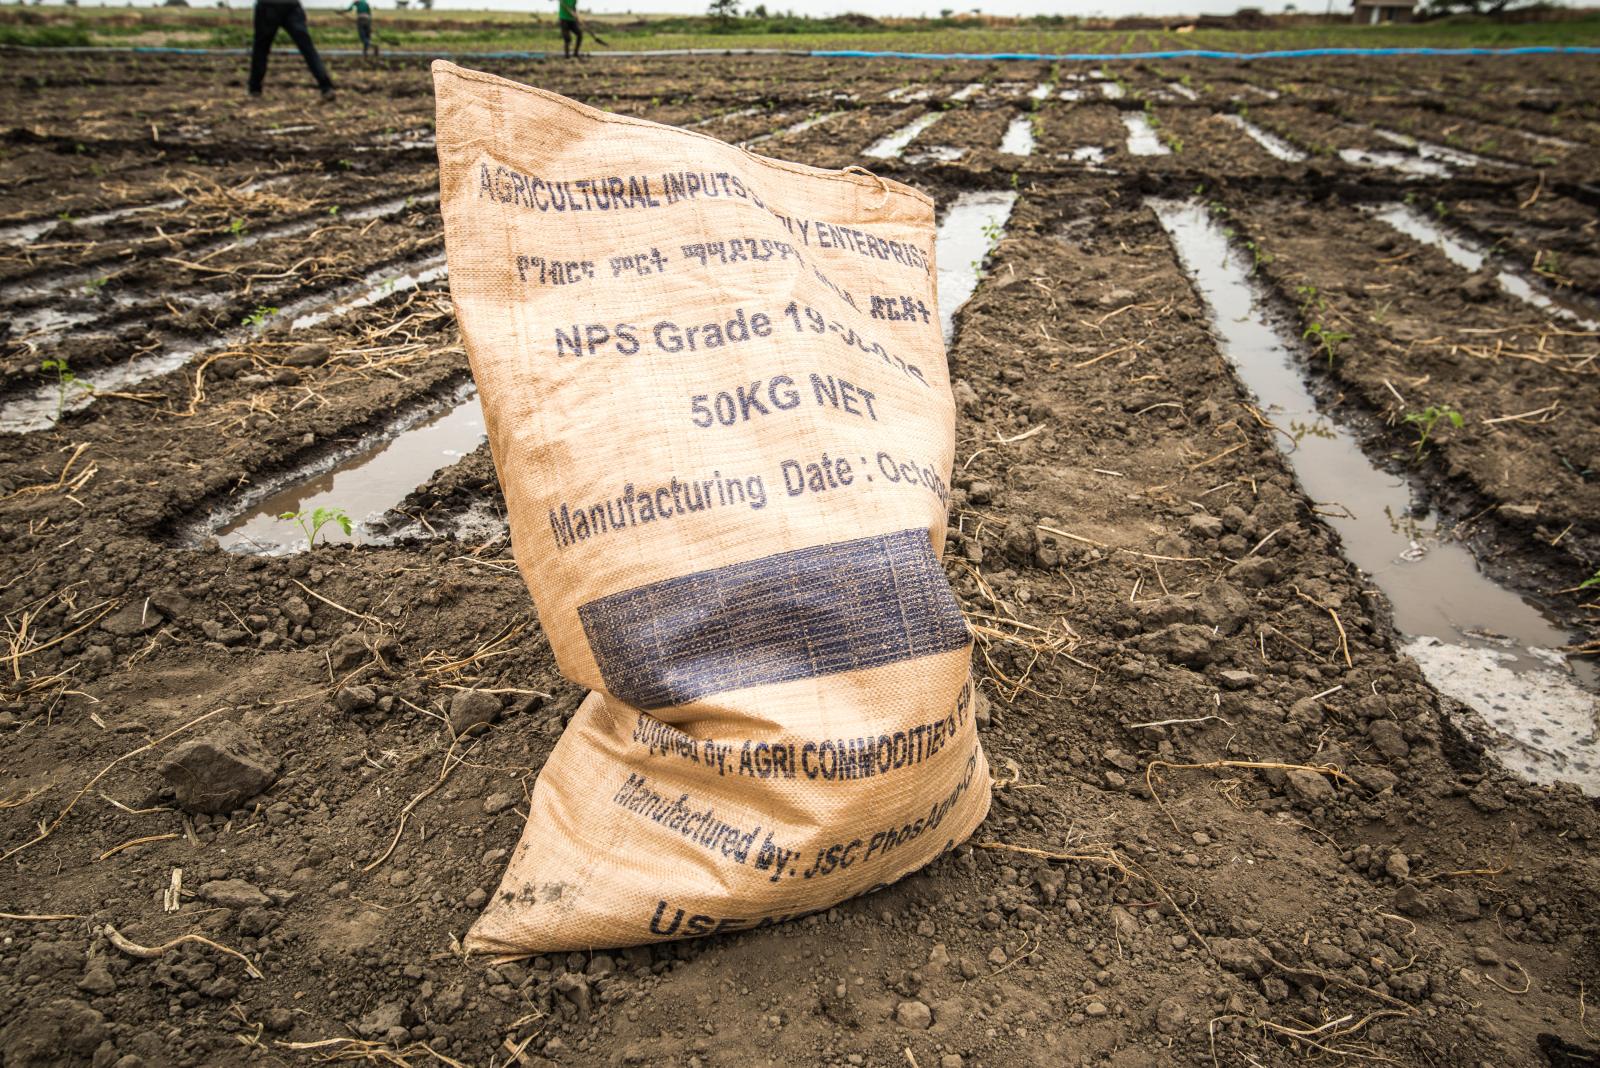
248, 0, 335, 100
346, 0, 376, 59
558, 0, 582, 59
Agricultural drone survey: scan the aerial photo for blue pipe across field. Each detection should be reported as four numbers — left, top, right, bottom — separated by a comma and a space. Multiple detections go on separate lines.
5, 43, 1598, 60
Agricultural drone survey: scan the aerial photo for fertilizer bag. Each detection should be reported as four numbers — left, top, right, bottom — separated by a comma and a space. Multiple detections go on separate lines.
433, 62, 990, 953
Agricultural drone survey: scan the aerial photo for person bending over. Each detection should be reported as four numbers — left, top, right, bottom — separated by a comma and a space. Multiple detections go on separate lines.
559, 0, 583, 59
249, 0, 335, 100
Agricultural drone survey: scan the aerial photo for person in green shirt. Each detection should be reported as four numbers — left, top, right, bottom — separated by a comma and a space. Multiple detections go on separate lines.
346, 0, 377, 59
558, 0, 582, 59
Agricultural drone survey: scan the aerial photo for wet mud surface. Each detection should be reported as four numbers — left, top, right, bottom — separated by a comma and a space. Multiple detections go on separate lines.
1, 49, 1598, 1068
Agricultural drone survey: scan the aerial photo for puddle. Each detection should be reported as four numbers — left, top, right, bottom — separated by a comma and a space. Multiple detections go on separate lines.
1219, 114, 1307, 163
1337, 147, 1452, 178
1058, 89, 1083, 102
948, 83, 984, 102
1029, 83, 1053, 101
1059, 147, 1108, 164
1154, 198, 1598, 793
999, 116, 1036, 156
863, 113, 944, 159
934, 191, 1017, 344
1122, 113, 1170, 156
885, 87, 934, 103
1368, 204, 1600, 330
0, 248, 449, 435
1100, 82, 1126, 100
904, 146, 964, 164
1373, 128, 1508, 170
1168, 82, 1198, 101
210, 381, 486, 554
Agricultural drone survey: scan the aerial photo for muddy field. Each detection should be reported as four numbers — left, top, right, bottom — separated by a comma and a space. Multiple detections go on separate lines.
2, 47, 1599, 1068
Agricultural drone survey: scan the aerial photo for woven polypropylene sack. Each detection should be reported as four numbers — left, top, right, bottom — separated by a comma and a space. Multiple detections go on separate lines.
433, 62, 990, 953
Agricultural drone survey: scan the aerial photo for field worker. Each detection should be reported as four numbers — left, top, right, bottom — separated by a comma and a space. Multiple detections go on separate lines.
248, 0, 336, 101
347, 0, 378, 59
558, 0, 583, 59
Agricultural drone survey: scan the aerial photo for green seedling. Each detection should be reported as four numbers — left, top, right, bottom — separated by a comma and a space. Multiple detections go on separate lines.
228, 217, 246, 236
1296, 283, 1324, 317
82, 276, 108, 292
41, 356, 93, 417
1403, 404, 1463, 460
279, 506, 353, 550
1303, 322, 1351, 367
1579, 569, 1599, 591
1433, 199, 1449, 220
1533, 250, 1563, 282
56, 210, 74, 222
1242, 239, 1271, 275
327, 205, 341, 216
242, 305, 278, 328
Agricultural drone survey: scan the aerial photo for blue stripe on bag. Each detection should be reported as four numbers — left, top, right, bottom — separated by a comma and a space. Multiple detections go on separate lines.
578, 528, 971, 710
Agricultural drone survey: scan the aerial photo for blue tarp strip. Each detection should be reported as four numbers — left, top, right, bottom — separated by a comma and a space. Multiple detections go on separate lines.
812, 45, 1600, 61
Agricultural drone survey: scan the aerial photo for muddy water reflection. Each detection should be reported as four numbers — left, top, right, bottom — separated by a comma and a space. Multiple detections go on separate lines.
212, 383, 485, 553
935, 192, 1017, 345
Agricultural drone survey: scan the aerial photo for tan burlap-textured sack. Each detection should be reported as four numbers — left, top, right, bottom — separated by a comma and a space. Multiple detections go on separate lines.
433, 61, 990, 954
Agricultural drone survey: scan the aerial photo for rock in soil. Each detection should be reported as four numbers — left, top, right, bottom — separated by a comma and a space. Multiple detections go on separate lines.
156, 722, 280, 813
449, 689, 502, 734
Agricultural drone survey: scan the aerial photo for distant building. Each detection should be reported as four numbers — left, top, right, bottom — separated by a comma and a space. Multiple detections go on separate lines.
1353, 0, 1417, 24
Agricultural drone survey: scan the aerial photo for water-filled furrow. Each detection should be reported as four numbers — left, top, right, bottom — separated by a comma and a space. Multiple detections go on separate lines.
1122, 114, 1169, 156
1367, 203, 1600, 330
935, 191, 1017, 345
286, 254, 449, 332
998, 116, 1036, 157
0, 247, 450, 434
1154, 198, 1598, 794
1337, 147, 1451, 178
1372, 128, 1512, 170
862, 113, 944, 160
202, 380, 486, 554
742, 110, 842, 148
0, 195, 188, 247
1219, 114, 1307, 163
4, 190, 439, 338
